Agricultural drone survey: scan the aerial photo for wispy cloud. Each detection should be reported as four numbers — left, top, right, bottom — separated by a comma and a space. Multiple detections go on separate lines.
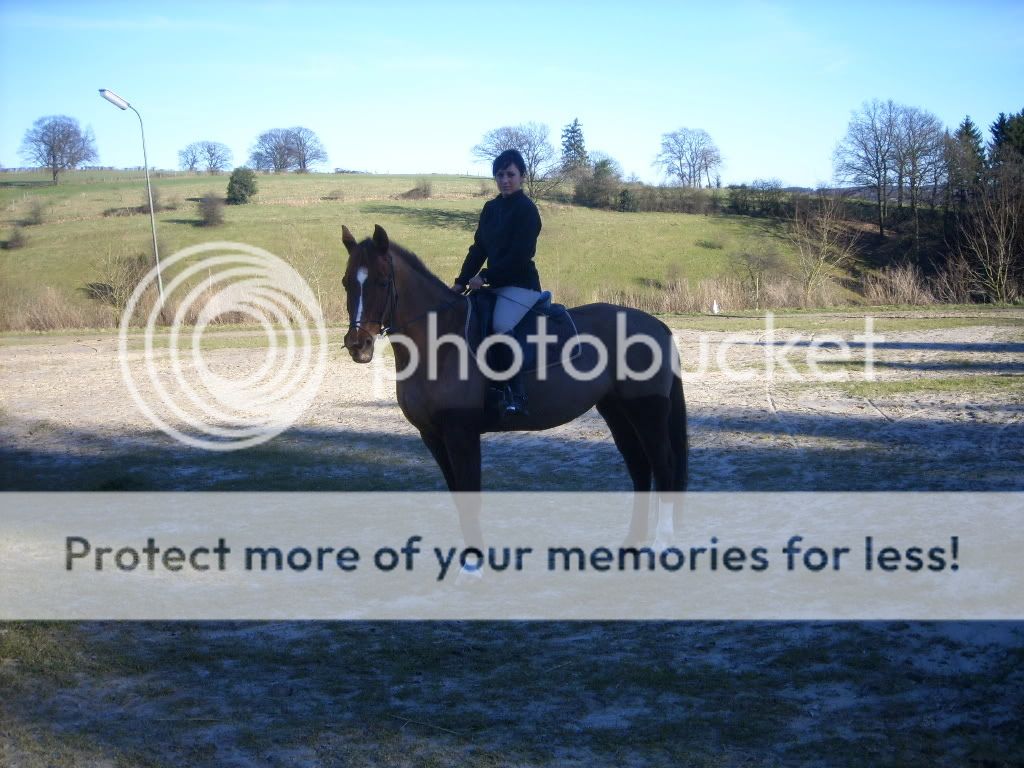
0, 12, 238, 33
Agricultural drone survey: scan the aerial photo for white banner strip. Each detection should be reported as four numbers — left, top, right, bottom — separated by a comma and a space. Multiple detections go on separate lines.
0, 493, 1020, 620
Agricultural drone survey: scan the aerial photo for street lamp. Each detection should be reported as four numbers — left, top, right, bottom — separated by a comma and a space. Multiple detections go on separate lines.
99, 88, 165, 309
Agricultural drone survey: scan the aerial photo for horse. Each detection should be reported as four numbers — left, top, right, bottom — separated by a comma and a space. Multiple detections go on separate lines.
341, 224, 687, 548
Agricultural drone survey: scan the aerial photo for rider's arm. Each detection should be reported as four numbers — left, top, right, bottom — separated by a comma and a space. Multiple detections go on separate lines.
454, 205, 489, 287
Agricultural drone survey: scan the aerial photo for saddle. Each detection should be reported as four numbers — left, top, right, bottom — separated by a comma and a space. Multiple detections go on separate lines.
470, 289, 578, 377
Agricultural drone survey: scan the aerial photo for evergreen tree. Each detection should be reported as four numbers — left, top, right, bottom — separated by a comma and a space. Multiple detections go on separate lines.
989, 108, 1024, 165
957, 117, 985, 174
573, 157, 621, 209
560, 118, 588, 174
949, 116, 985, 208
226, 167, 258, 204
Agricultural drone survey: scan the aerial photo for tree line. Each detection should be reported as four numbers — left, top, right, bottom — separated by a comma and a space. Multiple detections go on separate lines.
16, 117, 332, 182
471, 118, 724, 200
834, 99, 1024, 238
830, 100, 1023, 302
474, 109, 1022, 303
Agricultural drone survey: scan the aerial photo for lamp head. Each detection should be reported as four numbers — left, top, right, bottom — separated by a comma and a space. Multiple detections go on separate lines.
99, 88, 130, 110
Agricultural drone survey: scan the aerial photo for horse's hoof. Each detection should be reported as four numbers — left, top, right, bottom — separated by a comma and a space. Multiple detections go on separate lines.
455, 563, 484, 585
651, 535, 674, 553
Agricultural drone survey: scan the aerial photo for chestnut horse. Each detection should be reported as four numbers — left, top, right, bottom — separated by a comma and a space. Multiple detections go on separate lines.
341, 225, 687, 545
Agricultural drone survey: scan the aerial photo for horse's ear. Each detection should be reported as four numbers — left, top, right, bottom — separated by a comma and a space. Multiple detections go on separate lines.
342, 225, 358, 254
372, 224, 389, 253
342, 224, 362, 257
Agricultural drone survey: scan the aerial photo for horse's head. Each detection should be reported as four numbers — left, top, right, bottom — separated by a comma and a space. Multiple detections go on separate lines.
342, 224, 395, 363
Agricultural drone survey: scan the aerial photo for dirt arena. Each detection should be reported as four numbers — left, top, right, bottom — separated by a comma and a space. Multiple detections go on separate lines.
1, 309, 1022, 766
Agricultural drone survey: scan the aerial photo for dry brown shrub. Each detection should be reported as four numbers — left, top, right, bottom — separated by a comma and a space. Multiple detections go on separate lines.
863, 264, 935, 305
931, 253, 974, 304
0, 286, 108, 331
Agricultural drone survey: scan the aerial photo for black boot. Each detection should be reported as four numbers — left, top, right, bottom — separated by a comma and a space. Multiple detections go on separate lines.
504, 371, 528, 416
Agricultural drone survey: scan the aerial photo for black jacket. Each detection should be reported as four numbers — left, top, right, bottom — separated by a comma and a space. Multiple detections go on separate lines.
455, 190, 542, 290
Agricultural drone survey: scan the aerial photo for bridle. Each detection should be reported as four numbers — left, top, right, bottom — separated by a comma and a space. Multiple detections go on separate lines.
346, 253, 399, 348
344, 253, 466, 349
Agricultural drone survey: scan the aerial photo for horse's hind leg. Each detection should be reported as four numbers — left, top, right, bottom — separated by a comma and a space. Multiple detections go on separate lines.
597, 396, 652, 546
619, 395, 677, 548
597, 397, 652, 492
618, 396, 674, 490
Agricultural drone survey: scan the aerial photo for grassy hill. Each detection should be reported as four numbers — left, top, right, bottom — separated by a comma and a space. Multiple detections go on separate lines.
1, 170, 800, 330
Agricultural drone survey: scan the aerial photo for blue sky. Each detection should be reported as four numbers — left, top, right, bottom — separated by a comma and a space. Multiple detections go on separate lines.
1, 1, 1021, 186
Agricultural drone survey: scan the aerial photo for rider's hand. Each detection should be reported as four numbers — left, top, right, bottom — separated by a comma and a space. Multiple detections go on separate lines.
467, 275, 485, 290
451, 282, 465, 293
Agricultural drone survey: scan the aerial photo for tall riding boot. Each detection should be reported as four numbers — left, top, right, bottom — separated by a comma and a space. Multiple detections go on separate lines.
504, 370, 528, 416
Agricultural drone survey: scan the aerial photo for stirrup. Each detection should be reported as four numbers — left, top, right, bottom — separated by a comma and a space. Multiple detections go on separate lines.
503, 388, 528, 416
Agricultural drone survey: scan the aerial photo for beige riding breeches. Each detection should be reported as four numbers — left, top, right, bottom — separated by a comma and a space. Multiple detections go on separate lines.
492, 286, 542, 334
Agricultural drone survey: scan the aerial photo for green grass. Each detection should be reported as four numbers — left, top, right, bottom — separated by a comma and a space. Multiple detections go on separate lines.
664, 308, 1024, 333
0, 622, 97, 684
839, 374, 1024, 399
1, 169, 797, 328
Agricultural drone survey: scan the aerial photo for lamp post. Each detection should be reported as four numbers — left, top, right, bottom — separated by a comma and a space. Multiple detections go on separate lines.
99, 88, 165, 309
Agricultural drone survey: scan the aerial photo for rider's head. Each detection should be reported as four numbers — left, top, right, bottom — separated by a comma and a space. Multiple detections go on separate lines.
492, 149, 526, 177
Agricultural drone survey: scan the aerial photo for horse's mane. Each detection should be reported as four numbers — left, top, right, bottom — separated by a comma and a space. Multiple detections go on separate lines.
360, 237, 449, 291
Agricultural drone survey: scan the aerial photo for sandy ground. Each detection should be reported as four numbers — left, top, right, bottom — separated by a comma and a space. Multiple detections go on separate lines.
1, 311, 1023, 765
1, 313, 1022, 491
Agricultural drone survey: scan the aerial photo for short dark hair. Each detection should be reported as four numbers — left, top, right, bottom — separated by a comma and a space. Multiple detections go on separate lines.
492, 149, 526, 177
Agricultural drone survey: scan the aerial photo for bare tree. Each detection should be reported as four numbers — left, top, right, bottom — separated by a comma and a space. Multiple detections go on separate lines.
178, 143, 201, 172
654, 127, 722, 188
731, 247, 785, 309
20, 115, 98, 184
250, 129, 295, 172
834, 99, 899, 236
88, 249, 151, 323
199, 141, 233, 173
788, 192, 861, 306
895, 106, 944, 244
472, 122, 560, 197
929, 131, 953, 210
248, 128, 326, 173
957, 163, 1024, 303
699, 144, 722, 188
286, 127, 327, 173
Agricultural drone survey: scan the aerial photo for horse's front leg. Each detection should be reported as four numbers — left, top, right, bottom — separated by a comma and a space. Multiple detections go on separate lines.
438, 416, 484, 552
419, 430, 456, 490
440, 423, 481, 492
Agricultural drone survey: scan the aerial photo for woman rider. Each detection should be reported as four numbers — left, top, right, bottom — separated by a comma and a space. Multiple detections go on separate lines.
451, 149, 543, 416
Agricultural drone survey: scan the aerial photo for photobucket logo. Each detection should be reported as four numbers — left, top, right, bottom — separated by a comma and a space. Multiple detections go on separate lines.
118, 242, 328, 451
365, 310, 882, 397
372, 313, 679, 384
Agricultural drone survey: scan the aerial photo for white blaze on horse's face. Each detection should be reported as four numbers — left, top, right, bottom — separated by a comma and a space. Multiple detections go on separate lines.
355, 267, 369, 325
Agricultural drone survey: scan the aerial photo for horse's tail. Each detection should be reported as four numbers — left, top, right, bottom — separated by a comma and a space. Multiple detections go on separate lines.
669, 372, 688, 491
